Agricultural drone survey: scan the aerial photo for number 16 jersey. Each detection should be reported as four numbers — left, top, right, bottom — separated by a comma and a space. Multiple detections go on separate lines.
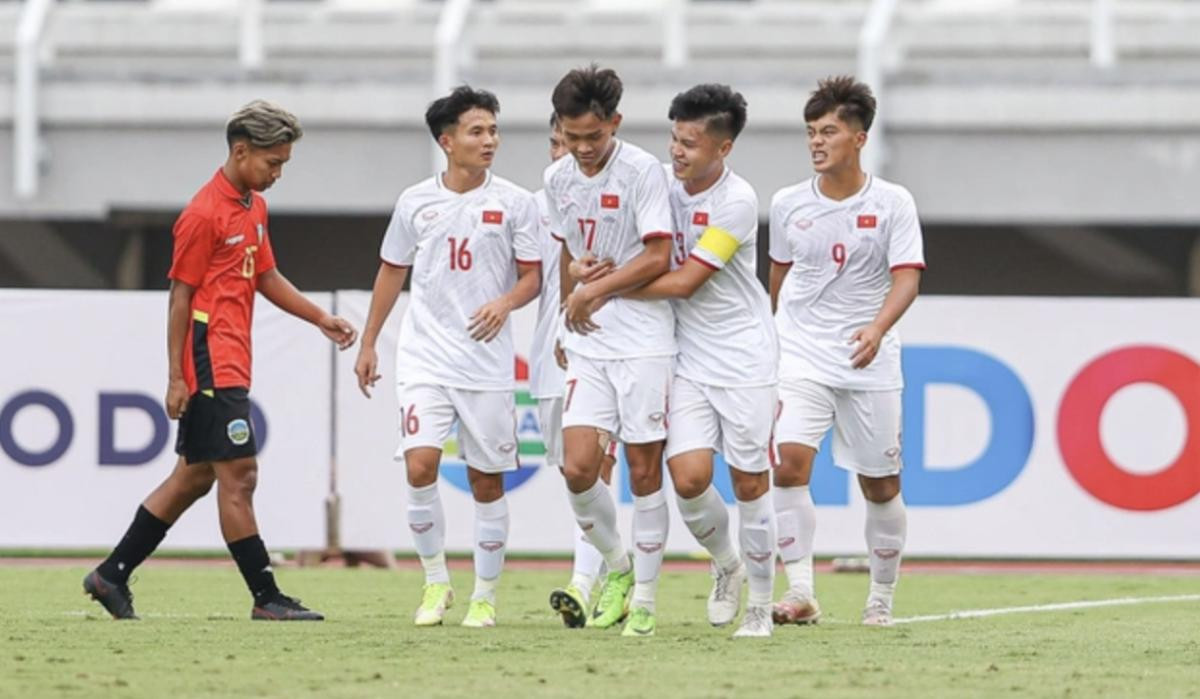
380, 172, 540, 391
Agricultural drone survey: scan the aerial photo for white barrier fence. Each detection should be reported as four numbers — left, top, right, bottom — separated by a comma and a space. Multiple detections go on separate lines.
1, 291, 1197, 558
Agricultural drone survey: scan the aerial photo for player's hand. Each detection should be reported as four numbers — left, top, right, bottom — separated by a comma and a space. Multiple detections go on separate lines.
564, 287, 601, 335
354, 345, 381, 398
850, 324, 884, 369
319, 314, 358, 350
554, 339, 568, 370
569, 254, 616, 284
469, 297, 513, 342
165, 377, 190, 420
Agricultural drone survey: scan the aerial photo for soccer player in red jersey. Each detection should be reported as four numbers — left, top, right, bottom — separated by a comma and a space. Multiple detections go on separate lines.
83, 100, 358, 621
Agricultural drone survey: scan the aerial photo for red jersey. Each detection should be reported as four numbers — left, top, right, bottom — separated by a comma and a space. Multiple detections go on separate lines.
168, 169, 277, 395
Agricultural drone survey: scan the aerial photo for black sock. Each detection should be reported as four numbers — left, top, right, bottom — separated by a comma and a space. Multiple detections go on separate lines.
227, 534, 280, 603
97, 505, 170, 584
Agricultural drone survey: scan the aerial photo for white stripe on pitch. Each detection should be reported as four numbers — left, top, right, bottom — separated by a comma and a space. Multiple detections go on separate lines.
893, 594, 1200, 624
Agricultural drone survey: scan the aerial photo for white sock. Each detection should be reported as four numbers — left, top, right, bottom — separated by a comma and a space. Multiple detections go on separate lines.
568, 479, 630, 574
676, 485, 739, 572
865, 494, 906, 608
407, 482, 449, 585
774, 485, 816, 599
472, 496, 509, 602
737, 492, 777, 607
631, 490, 668, 612
569, 523, 605, 601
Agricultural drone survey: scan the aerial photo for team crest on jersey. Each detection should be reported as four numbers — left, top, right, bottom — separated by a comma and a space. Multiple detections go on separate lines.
600, 194, 620, 209
256, 223, 264, 243
482, 210, 503, 224
692, 211, 709, 226
857, 214, 877, 229
226, 419, 251, 446
225, 234, 244, 246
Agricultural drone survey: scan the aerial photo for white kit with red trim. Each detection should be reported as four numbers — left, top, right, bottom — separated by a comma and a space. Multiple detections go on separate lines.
666, 165, 777, 387
769, 174, 926, 391
380, 171, 541, 390
542, 139, 676, 360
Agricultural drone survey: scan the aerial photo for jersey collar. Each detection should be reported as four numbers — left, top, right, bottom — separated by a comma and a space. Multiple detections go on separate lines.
213, 168, 254, 209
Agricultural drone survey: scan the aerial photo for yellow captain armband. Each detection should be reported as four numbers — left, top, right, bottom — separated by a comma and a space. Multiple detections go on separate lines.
696, 226, 740, 264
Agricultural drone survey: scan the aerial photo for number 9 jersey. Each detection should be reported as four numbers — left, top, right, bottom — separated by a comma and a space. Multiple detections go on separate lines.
380, 172, 541, 390
769, 175, 925, 391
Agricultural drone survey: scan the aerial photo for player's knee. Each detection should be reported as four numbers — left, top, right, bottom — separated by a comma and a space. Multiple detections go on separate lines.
185, 472, 216, 500
860, 475, 900, 503
467, 470, 504, 502
217, 460, 258, 502
670, 471, 708, 499
731, 471, 769, 501
561, 462, 598, 493
626, 464, 663, 496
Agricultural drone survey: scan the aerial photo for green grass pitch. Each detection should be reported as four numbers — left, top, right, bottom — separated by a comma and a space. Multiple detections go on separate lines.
1, 564, 1197, 698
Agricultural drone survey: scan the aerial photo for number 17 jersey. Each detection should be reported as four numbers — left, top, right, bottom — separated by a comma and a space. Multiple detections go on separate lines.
543, 139, 676, 360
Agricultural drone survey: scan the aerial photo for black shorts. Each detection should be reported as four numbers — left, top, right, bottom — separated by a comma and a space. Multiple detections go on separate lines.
175, 387, 258, 465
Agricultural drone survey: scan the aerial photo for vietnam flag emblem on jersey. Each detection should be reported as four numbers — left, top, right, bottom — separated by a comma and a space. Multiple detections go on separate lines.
857, 214, 877, 229
601, 194, 620, 209
693, 211, 709, 226
482, 210, 503, 224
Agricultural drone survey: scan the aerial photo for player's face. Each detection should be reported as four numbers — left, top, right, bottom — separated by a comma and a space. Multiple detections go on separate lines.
806, 111, 866, 174
558, 112, 621, 174
234, 141, 292, 192
669, 119, 731, 185
549, 126, 569, 162
441, 107, 499, 171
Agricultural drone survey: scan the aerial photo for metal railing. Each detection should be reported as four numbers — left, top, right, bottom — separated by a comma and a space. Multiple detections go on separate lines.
14, 0, 55, 201
857, 0, 901, 177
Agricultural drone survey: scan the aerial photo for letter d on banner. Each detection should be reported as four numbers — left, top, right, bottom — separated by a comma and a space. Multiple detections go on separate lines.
902, 347, 1034, 506
99, 393, 169, 466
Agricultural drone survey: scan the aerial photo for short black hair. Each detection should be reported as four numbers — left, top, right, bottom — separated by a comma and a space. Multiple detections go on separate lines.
804, 75, 876, 132
667, 84, 748, 141
548, 112, 559, 130
425, 85, 500, 140
552, 64, 623, 120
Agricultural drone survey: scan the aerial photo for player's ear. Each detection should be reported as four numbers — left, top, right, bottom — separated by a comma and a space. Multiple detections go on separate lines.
609, 112, 623, 132
855, 130, 868, 150
437, 130, 453, 155
717, 138, 733, 159
230, 140, 249, 162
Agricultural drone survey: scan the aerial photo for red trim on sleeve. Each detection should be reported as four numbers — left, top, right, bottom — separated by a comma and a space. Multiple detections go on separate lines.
550, 231, 565, 242
890, 263, 926, 271
688, 253, 720, 271
381, 258, 411, 269
769, 256, 794, 266
515, 258, 543, 266
642, 231, 673, 242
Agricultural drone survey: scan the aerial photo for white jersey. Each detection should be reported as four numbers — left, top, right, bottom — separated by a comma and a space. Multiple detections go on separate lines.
529, 189, 565, 399
380, 172, 540, 390
769, 174, 925, 391
543, 139, 676, 360
667, 166, 777, 388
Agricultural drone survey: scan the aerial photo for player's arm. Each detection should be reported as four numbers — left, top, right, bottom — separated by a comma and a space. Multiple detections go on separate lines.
849, 267, 922, 369
769, 261, 791, 313
469, 261, 541, 343
165, 280, 196, 420
564, 237, 671, 333
258, 268, 358, 350
621, 257, 716, 300
354, 262, 409, 397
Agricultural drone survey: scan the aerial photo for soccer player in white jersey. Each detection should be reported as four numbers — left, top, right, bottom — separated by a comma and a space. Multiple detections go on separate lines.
768, 76, 925, 627
609, 84, 779, 638
543, 65, 676, 637
353, 86, 542, 629
529, 114, 620, 628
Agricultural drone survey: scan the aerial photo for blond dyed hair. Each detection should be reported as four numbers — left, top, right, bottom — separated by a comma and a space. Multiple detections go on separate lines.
225, 100, 303, 148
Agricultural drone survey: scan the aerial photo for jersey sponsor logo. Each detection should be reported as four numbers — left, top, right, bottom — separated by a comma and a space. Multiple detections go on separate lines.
226, 418, 251, 445
482, 210, 504, 224
225, 234, 245, 246
421, 209, 440, 221
792, 218, 813, 230
600, 194, 620, 209
692, 211, 709, 226
857, 214, 878, 229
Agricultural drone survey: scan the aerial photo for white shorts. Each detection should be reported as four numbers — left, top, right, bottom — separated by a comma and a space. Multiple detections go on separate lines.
774, 379, 903, 478
537, 397, 565, 470
394, 383, 518, 473
666, 377, 776, 474
562, 353, 672, 444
